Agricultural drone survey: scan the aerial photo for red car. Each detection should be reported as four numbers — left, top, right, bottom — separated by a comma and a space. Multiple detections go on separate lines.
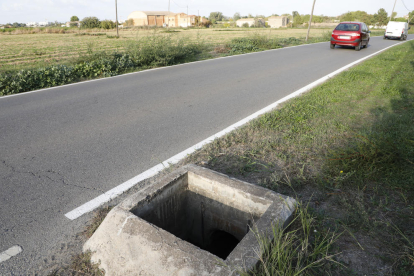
330, 22, 371, 51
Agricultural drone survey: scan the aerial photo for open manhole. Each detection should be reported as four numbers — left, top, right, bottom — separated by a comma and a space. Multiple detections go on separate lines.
132, 175, 260, 259
84, 165, 296, 275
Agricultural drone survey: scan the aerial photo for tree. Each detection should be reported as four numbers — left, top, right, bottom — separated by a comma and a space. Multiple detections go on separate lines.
253, 18, 265, 28
124, 19, 134, 27
70, 16, 79, 22
293, 13, 304, 27
101, 20, 116, 29
340, 11, 374, 25
81, 17, 101, 29
395, 17, 407, 22
409, 11, 414, 25
374, 8, 388, 26
209, 12, 223, 24
233, 12, 241, 21
199, 20, 212, 28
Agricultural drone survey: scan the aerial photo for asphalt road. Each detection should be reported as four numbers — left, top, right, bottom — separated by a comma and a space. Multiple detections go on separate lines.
1, 35, 412, 274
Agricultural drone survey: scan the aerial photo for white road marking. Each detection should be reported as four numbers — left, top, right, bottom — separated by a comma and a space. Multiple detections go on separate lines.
0, 246, 23, 263
65, 39, 411, 220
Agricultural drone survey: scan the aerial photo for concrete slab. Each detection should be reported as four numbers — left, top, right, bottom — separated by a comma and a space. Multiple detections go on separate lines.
84, 165, 296, 275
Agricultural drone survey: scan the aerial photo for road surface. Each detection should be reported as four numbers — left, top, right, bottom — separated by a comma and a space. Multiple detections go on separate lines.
0, 35, 412, 274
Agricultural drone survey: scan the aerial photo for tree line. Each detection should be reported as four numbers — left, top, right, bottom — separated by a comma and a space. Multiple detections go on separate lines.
70, 16, 117, 29
209, 9, 413, 26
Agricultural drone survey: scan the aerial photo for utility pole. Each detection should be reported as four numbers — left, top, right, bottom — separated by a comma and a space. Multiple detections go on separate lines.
389, 0, 397, 22
306, 0, 316, 41
115, 0, 119, 37
168, 0, 170, 29
187, 5, 189, 27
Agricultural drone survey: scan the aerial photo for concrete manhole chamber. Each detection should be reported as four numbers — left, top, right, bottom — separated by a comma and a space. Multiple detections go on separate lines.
84, 165, 296, 275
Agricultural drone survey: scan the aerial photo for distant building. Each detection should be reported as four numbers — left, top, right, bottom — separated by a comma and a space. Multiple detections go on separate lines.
38, 21, 53, 27
165, 13, 197, 27
27, 22, 38, 27
236, 18, 265, 27
127, 11, 199, 27
268, 16, 290, 28
66, 21, 81, 27
127, 11, 171, 26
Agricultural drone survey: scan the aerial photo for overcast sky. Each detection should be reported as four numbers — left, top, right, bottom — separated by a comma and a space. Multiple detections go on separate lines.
0, 0, 412, 24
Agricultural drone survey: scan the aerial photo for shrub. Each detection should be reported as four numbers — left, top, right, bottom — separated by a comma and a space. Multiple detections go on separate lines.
81, 17, 100, 29
228, 35, 284, 53
242, 23, 249, 28
101, 20, 116, 30
199, 20, 212, 28
0, 35, 206, 95
124, 19, 134, 27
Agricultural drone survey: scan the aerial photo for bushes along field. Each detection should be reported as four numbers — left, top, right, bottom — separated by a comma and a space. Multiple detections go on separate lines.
0, 36, 204, 96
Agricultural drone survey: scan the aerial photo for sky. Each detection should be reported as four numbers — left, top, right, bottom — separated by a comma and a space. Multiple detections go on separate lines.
0, 0, 412, 24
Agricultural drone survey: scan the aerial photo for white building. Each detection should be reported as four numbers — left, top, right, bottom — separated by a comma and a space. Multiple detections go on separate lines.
268, 16, 290, 28
27, 22, 39, 27
236, 18, 265, 27
38, 21, 53, 27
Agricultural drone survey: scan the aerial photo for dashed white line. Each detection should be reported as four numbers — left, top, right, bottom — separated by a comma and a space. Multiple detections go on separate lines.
0, 246, 23, 263
65, 38, 412, 220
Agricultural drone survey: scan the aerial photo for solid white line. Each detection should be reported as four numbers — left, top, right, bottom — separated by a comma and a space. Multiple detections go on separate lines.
64, 38, 411, 220
0, 246, 23, 263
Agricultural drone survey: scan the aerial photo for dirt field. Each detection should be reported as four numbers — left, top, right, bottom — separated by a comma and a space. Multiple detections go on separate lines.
0, 27, 330, 72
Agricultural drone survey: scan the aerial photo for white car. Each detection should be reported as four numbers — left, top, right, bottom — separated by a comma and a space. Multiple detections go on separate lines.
384, 21, 409, 40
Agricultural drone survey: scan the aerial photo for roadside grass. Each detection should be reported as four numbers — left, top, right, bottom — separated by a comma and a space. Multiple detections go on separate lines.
183, 40, 414, 275
241, 202, 341, 276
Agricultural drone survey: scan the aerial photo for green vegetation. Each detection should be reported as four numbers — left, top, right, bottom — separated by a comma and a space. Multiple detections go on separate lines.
242, 203, 340, 276
0, 35, 205, 96
70, 16, 79, 22
184, 41, 414, 275
81, 17, 101, 29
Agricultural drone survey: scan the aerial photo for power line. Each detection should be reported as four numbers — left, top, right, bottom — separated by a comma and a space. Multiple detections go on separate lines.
170, 0, 199, 14
400, 0, 412, 12
171, 0, 185, 9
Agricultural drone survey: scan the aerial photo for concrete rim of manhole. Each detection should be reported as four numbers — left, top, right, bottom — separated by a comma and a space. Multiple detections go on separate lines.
84, 164, 296, 276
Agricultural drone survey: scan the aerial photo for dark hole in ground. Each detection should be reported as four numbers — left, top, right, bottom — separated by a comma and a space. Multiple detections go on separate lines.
135, 189, 259, 259
206, 230, 240, 259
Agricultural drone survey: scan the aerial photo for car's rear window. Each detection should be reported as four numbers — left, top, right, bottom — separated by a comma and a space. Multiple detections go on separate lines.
335, 23, 360, 31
